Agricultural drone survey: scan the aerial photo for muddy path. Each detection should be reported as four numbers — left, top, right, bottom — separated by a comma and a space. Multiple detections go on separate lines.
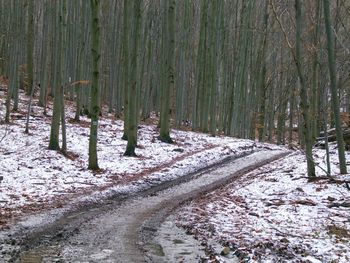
2, 149, 289, 263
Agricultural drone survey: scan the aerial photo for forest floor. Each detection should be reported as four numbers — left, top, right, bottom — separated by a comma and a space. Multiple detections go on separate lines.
0, 88, 279, 226
0, 88, 349, 262
176, 146, 350, 262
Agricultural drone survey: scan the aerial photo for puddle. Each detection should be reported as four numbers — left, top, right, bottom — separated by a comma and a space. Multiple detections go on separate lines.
144, 215, 209, 262
19, 245, 62, 263
7, 151, 285, 263
145, 213, 240, 263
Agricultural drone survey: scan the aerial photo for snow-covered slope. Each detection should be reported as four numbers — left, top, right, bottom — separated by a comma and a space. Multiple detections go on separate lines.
0, 89, 280, 225
176, 147, 350, 262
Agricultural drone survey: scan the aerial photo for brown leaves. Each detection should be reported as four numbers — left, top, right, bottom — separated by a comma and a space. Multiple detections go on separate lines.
291, 199, 316, 206
327, 225, 350, 240
67, 80, 91, 87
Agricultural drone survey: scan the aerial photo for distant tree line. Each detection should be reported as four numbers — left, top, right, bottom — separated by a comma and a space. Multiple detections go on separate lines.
0, 0, 349, 175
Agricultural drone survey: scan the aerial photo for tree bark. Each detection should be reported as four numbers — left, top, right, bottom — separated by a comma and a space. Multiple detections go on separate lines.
295, 0, 316, 178
26, 0, 34, 95
48, 1, 64, 151
124, 0, 141, 156
159, 0, 175, 143
88, 0, 101, 169
323, 0, 347, 174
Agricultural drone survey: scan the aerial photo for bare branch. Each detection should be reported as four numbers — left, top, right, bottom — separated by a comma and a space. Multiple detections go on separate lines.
0, 125, 9, 143
269, 0, 297, 64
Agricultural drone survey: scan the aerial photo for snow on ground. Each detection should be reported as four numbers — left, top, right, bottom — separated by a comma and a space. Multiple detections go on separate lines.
176, 147, 350, 262
0, 88, 278, 226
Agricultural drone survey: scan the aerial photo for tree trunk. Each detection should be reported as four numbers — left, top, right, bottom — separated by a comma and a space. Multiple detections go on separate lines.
124, 0, 141, 156
61, 86, 67, 154
48, 1, 64, 151
159, 0, 175, 143
26, 0, 34, 95
295, 0, 316, 178
121, 0, 130, 141
88, 0, 101, 169
323, 0, 347, 174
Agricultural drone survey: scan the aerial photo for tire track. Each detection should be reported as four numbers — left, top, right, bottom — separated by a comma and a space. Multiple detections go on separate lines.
14, 149, 289, 263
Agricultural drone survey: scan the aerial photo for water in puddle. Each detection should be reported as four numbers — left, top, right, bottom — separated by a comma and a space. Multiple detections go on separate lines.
145, 214, 240, 263
19, 245, 62, 263
144, 214, 209, 262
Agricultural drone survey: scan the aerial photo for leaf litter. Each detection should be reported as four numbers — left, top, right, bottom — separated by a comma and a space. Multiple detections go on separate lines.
1, 89, 349, 263
0, 89, 277, 227
175, 149, 350, 262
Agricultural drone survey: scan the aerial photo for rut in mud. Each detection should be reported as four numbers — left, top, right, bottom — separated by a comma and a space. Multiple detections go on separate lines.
7, 149, 288, 263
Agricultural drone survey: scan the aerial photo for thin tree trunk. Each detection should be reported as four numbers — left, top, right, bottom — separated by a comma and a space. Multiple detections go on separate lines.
61, 86, 67, 154
26, 0, 34, 95
159, 0, 175, 143
88, 0, 101, 169
310, 0, 321, 141
295, 0, 316, 178
323, 0, 347, 174
48, 2, 64, 151
121, 0, 129, 141
25, 84, 35, 133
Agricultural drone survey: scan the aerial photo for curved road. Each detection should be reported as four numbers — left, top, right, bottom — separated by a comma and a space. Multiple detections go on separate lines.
16, 149, 288, 263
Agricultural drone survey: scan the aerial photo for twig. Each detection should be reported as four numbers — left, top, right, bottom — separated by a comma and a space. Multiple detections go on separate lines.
265, 218, 303, 238
0, 125, 9, 143
300, 149, 332, 177
65, 80, 90, 88
335, 188, 347, 198
332, 26, 350, 55
328, 202, 350, 208
269, 0, 297, 64
270, 226, 303, 238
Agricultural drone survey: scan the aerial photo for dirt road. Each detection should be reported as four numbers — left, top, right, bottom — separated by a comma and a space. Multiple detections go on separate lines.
4, 149, 289, 263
